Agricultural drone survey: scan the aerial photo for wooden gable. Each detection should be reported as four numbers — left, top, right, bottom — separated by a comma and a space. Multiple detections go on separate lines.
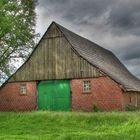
9, 23, 103, 82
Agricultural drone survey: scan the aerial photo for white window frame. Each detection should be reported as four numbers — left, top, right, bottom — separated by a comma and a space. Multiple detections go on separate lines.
20, 83, 27, 95
83, 80, 91, 93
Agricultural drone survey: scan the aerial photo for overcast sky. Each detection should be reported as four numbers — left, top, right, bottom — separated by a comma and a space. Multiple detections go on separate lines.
35, 0, 140, 79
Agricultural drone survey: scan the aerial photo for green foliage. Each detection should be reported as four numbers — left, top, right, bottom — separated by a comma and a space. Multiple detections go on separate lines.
0, 111, 140, 140
125, 105, 137, 111
0, 0, 37, 83
92, 104, 100, 112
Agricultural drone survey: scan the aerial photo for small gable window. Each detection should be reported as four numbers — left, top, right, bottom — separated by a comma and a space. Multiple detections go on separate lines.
20, 83, 27, 95
83, 80, 91, 93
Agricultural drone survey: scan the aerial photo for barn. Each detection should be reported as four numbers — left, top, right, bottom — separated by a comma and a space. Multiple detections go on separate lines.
0, 21, 140, 112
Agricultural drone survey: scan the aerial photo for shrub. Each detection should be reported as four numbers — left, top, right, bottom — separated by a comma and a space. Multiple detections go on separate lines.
92, 104, 100, 112
125, 105, 137, 111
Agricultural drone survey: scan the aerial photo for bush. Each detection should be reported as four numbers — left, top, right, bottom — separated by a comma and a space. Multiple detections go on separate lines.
92, 104, 100, 112
125, 105, 137, 111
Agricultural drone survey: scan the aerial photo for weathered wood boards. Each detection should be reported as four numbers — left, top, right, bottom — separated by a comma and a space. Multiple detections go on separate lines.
9, 23, 103, 82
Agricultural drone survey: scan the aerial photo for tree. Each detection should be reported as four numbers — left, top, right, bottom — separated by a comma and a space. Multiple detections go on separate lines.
0, 0, 37, 84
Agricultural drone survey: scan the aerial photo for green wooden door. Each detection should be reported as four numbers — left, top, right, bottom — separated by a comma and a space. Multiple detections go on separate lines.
38, 80, 71, 111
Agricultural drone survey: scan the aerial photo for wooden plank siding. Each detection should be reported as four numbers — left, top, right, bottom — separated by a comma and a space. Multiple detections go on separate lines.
9, 23, 104, 82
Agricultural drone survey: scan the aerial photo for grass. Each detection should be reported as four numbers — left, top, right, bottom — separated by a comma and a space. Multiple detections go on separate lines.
0, 111, 140, 140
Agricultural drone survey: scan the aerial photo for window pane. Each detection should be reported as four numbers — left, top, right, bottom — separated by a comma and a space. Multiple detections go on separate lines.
20, 83, 27, 95
83, 80, 91, 92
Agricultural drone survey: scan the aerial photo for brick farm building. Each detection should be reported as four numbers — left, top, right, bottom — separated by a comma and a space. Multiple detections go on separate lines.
0, 22, 140, 112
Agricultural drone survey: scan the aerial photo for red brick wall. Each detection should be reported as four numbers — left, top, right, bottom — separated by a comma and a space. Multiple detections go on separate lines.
71, 76, 124, 111
0, 82, 37, 111
1, 79, 138, 112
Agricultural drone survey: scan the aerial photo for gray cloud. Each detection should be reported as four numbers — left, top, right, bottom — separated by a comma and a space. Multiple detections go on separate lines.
108, 0, 140, 36
62, 0, 114, 21
36, 0, 140, 79
121, 45, 140, 61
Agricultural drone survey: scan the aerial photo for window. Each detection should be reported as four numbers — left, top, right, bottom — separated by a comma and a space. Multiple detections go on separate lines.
83, 80, 91, 92
20, 83, 27, 95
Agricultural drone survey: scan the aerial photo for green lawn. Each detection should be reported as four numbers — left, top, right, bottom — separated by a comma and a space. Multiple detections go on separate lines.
0, 111, 140, 140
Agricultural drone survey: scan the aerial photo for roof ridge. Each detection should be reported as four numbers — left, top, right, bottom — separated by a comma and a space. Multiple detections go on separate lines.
55, 22, 113, 54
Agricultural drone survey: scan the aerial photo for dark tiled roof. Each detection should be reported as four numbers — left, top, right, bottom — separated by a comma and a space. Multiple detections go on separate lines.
56, 22, 140, 92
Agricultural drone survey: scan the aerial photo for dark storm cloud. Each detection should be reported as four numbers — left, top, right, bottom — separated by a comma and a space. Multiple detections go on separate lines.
36, 0, 140, 78
108, 0, 140, 36
37, 0, 115, 24
55, 0, 116, 26
113, 39, 140, 61
121, 46, 140, 61
61, 0, 114, 23
39, 0, 68, 6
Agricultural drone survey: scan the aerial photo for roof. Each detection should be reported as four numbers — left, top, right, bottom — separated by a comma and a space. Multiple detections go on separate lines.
55, 22, 140, 92
1, 21, 140, 92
